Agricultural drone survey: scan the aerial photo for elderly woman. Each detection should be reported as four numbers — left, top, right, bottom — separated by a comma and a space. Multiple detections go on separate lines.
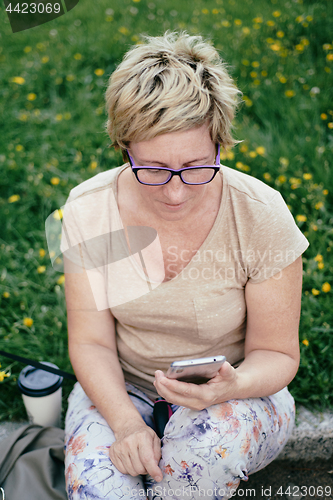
62, 32, 309, 500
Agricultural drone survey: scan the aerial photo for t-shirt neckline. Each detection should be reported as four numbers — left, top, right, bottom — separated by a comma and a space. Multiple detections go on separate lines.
112, 164, 229, 285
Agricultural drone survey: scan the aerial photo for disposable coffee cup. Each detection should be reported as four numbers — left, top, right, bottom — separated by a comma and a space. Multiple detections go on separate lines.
17, 362, 63, 427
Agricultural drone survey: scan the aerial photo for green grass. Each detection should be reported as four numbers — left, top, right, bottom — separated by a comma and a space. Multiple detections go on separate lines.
0, 0, 332, 421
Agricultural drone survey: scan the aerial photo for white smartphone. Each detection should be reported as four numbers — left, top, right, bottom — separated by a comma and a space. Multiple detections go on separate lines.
166, 355, 226, 384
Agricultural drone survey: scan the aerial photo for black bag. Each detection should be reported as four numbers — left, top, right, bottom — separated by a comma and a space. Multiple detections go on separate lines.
0, 424, 66, 500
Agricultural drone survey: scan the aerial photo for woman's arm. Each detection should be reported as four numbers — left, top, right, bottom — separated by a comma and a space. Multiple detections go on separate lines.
153, 256, 303, 409
64, 256, 163, 481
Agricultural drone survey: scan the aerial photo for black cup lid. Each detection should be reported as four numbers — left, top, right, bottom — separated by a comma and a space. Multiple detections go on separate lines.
17, 362, 63, 397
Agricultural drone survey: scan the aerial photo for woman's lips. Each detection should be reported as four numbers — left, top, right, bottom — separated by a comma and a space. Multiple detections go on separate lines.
162, 201, 186, 209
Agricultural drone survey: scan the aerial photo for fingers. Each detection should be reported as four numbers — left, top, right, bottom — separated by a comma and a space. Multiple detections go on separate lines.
109, 429, 163, 482
139, 439, 163, 482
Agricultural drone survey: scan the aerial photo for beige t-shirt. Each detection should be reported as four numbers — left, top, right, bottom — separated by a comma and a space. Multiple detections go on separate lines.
61, 164, 309, 399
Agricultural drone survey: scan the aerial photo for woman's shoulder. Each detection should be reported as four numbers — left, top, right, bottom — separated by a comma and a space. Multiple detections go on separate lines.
68, 164, 128, 201
222, 165, 281, 207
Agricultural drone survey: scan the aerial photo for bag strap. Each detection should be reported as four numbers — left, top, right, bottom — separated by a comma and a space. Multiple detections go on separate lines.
0, 350, 77, 381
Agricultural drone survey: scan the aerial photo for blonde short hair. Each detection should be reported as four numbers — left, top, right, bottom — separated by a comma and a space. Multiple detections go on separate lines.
105, 31, 242, 154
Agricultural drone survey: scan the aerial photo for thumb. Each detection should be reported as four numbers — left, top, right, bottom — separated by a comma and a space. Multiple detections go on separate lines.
218, 361, 234, 377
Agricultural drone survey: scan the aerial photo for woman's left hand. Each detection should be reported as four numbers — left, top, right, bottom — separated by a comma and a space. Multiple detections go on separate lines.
154, 361, 238, 410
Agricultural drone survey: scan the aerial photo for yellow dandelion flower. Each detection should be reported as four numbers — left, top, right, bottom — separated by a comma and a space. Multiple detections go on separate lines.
41, 56, 49, 63
8, 194, 20, 203
302, 339, 309, 346
243, 96, 253, 107
27, 93, 37, 101
55, 114, 63, 121
315, 202, 323, 210
267, 20, 275, 26
240, 144, 248, 153
66, 75, 75, 82
23, 317, 33, 327
119, 26, 129, 35
57, 275, 65, 285
277, 31, 284, 38
306, 16, 313, 22
74, 53, 82, 60
280, 157, 289, 166
289, 177, 301, 184
296, 215, 307, 222
39, 249, 46, 257
311, 224, 318, 231
279, 76, 287, 84
253, 17, 263, 23
256, 146, 265, 155
326, 54, 333, 61
242, 27, 250, 35
19, 113, 28, 121
328, 122, 333, 129
318, 262, 324, 269
90, 161, 98, 170
53, 209, 63, 220
311, 288, 320, 296
314, 254, 323, 262
285, 90, 295, 97
278, 175, 287, 183
16, 144, 23, 151
248, 151, 257, 158
226, 151, 235, 160
236, 162, 243, 169
263, 173, 271, 181
94, 69, 105, 76
323, 189, 328, 195
202, 8, 209, 14
133, 0, 140, 2
3, 292, 10, 298
11, 76, 25, 85
37, 266, 46, 274
234, 19, 242, 26
221, 20, 230, 27
322, 282, 331, 293
273, 11, 281, 17
242, 59, 250, 66
64, 112, 71, 120
51, 177, 60, 185
252, 61, 260, 68
0, 371, 10, 382
321, 113, 327, 120
301, 38, 310, 46
24, 46, 32, 53
295, 44, 304, 52
212, 9, 219, 15
270, 44, 280, 51
303, 173, 312, 180
323, 44, 333, 50
250, 71, 257, 78
55, 77, 63, 84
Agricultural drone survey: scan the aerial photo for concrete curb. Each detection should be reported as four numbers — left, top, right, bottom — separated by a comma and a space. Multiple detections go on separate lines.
1, 406, 333, 462
277, 405, 333, 461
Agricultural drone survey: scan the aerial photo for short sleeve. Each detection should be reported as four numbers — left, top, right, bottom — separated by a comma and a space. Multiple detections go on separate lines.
245, 192, 309, 283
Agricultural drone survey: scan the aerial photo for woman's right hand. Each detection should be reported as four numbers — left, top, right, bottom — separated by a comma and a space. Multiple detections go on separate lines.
109, 421, 163, 482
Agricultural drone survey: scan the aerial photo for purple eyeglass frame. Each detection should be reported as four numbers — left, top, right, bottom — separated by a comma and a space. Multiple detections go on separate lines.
126, 144, 221, 186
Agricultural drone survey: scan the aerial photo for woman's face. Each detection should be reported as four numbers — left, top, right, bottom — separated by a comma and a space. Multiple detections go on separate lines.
128, 122, 219, 222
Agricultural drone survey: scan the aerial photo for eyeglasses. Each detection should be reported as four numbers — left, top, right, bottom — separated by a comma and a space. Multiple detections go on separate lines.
126, 144, 220, 186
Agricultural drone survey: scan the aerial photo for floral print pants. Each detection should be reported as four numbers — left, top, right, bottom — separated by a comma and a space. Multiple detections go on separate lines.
64, 382, 295, 500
